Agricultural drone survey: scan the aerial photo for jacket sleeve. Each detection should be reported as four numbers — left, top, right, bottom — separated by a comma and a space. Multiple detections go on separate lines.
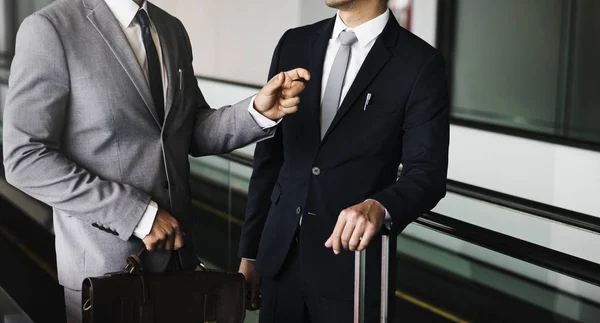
238, 31, 289, 259
174, 21, 274, 157
370, 52, 450, 233
2, 14, 151, 241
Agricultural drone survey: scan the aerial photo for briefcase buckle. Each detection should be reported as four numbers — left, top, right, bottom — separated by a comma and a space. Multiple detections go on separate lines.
83, 298, 92, 311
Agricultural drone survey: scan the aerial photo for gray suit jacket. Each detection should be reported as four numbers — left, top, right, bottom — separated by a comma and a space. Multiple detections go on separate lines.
2, 0, 271, 290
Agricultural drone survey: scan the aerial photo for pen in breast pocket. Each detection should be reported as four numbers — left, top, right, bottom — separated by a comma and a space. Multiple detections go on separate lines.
178, 69, 183, 90
363, 93, 372, 111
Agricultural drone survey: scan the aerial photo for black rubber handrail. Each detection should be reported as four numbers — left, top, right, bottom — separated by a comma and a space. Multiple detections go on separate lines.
216, 152, 600, 287
419, 212, 600, 287
220, 152, 252, 167
219, 152, 600, 235
446, 180, 600, 234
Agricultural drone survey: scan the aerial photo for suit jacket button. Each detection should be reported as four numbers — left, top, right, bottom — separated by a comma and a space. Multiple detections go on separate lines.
296, 206, 302, 215
163, 181, 169, 189
311, 167, 321, 176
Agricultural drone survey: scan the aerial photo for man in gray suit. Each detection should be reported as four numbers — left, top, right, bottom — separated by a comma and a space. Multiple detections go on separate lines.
2, 0, 310, 321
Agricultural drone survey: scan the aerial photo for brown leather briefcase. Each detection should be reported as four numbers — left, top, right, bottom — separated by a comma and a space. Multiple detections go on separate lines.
81, 249, 246, 323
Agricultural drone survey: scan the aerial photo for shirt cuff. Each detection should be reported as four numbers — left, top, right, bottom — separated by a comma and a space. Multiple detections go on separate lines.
242, 258, 256, 262
384, 209, 392, 230
367, 199, 392, 230
133, 200, 158, 239
248, 95, 281, 129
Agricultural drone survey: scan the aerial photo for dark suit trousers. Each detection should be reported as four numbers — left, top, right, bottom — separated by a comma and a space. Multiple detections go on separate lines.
259, 239, 381, 323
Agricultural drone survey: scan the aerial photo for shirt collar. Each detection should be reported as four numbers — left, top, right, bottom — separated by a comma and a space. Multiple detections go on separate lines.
104, 0, 149, 29
331, 9, 390, 48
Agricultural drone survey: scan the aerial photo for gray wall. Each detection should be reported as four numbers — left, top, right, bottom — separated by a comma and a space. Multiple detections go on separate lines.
152, 0, 437, 85
300, 0, 336, 26
153, 0, 304, 85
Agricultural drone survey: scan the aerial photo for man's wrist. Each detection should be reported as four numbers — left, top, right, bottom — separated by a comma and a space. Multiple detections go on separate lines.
366, 199, 392, 229
248, 95, 281, 128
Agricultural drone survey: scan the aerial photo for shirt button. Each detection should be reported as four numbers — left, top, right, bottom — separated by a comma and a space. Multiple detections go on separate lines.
311, 167, 321, 176
296, 206, 302, 215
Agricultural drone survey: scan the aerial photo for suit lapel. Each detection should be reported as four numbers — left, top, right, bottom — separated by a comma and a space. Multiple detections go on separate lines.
85, 1, 161, 128
309, 18, 335, 141
148, 5, 177, 124
321, 16, 400, 143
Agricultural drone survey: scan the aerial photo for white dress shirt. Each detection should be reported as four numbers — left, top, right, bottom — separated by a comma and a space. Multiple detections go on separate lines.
321, 10, 390, 108
104, 0, 277, 239
322, 10, 392, 225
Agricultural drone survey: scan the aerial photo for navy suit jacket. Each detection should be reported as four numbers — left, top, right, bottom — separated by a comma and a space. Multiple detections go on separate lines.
239, 13, 450, 301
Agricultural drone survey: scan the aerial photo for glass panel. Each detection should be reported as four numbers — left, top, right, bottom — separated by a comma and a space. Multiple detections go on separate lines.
0, 286, 33, 323
189, 155, 259, 322
451, 0, 564, 135
567, 0, 600, 143
191, 156, 600, 322
399, 225, 600, 322
189, 156, 232, 270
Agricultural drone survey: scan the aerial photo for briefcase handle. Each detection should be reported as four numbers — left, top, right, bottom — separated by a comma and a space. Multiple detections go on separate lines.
125, 247, 146, 274
354, 229, 390, 323
125, 244, 203, 274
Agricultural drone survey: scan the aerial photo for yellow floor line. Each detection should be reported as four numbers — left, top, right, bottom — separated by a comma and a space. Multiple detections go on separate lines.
0, 224, 58, 281
194, 199, 471, 322
396, 290, 470, 323
192, 199, 244, 226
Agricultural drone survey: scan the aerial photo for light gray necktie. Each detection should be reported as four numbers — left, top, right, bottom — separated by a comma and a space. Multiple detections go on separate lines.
321, 30, 358, 139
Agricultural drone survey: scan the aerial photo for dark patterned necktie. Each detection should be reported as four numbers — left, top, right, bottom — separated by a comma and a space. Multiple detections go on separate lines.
136, 9, 164, 124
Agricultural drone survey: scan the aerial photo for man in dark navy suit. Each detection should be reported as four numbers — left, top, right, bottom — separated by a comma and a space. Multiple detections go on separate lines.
239, 0, 449, 321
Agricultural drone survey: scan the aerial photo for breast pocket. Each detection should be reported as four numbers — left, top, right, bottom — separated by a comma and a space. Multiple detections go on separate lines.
175, 66, 193, 101
362, 103, 401, 123
360, 91, 401, 114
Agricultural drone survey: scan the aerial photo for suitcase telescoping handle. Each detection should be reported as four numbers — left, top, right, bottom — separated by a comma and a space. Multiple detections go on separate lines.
354, 231, 390, 323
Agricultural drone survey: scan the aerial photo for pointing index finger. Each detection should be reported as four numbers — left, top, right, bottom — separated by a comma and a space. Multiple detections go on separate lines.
285, 68, 311, 83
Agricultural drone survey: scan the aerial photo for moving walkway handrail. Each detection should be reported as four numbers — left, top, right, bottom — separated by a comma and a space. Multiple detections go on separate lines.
221, 152, 600, 234
219, 151, 600, 287
446, 179, 600, 235
419, 212, 600, 288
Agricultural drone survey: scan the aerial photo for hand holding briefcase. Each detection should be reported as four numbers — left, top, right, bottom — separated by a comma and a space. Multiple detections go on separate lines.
82, 249, 246, 323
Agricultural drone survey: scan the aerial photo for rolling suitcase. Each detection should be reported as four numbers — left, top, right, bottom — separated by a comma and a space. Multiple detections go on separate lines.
354, 232, 390, 323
